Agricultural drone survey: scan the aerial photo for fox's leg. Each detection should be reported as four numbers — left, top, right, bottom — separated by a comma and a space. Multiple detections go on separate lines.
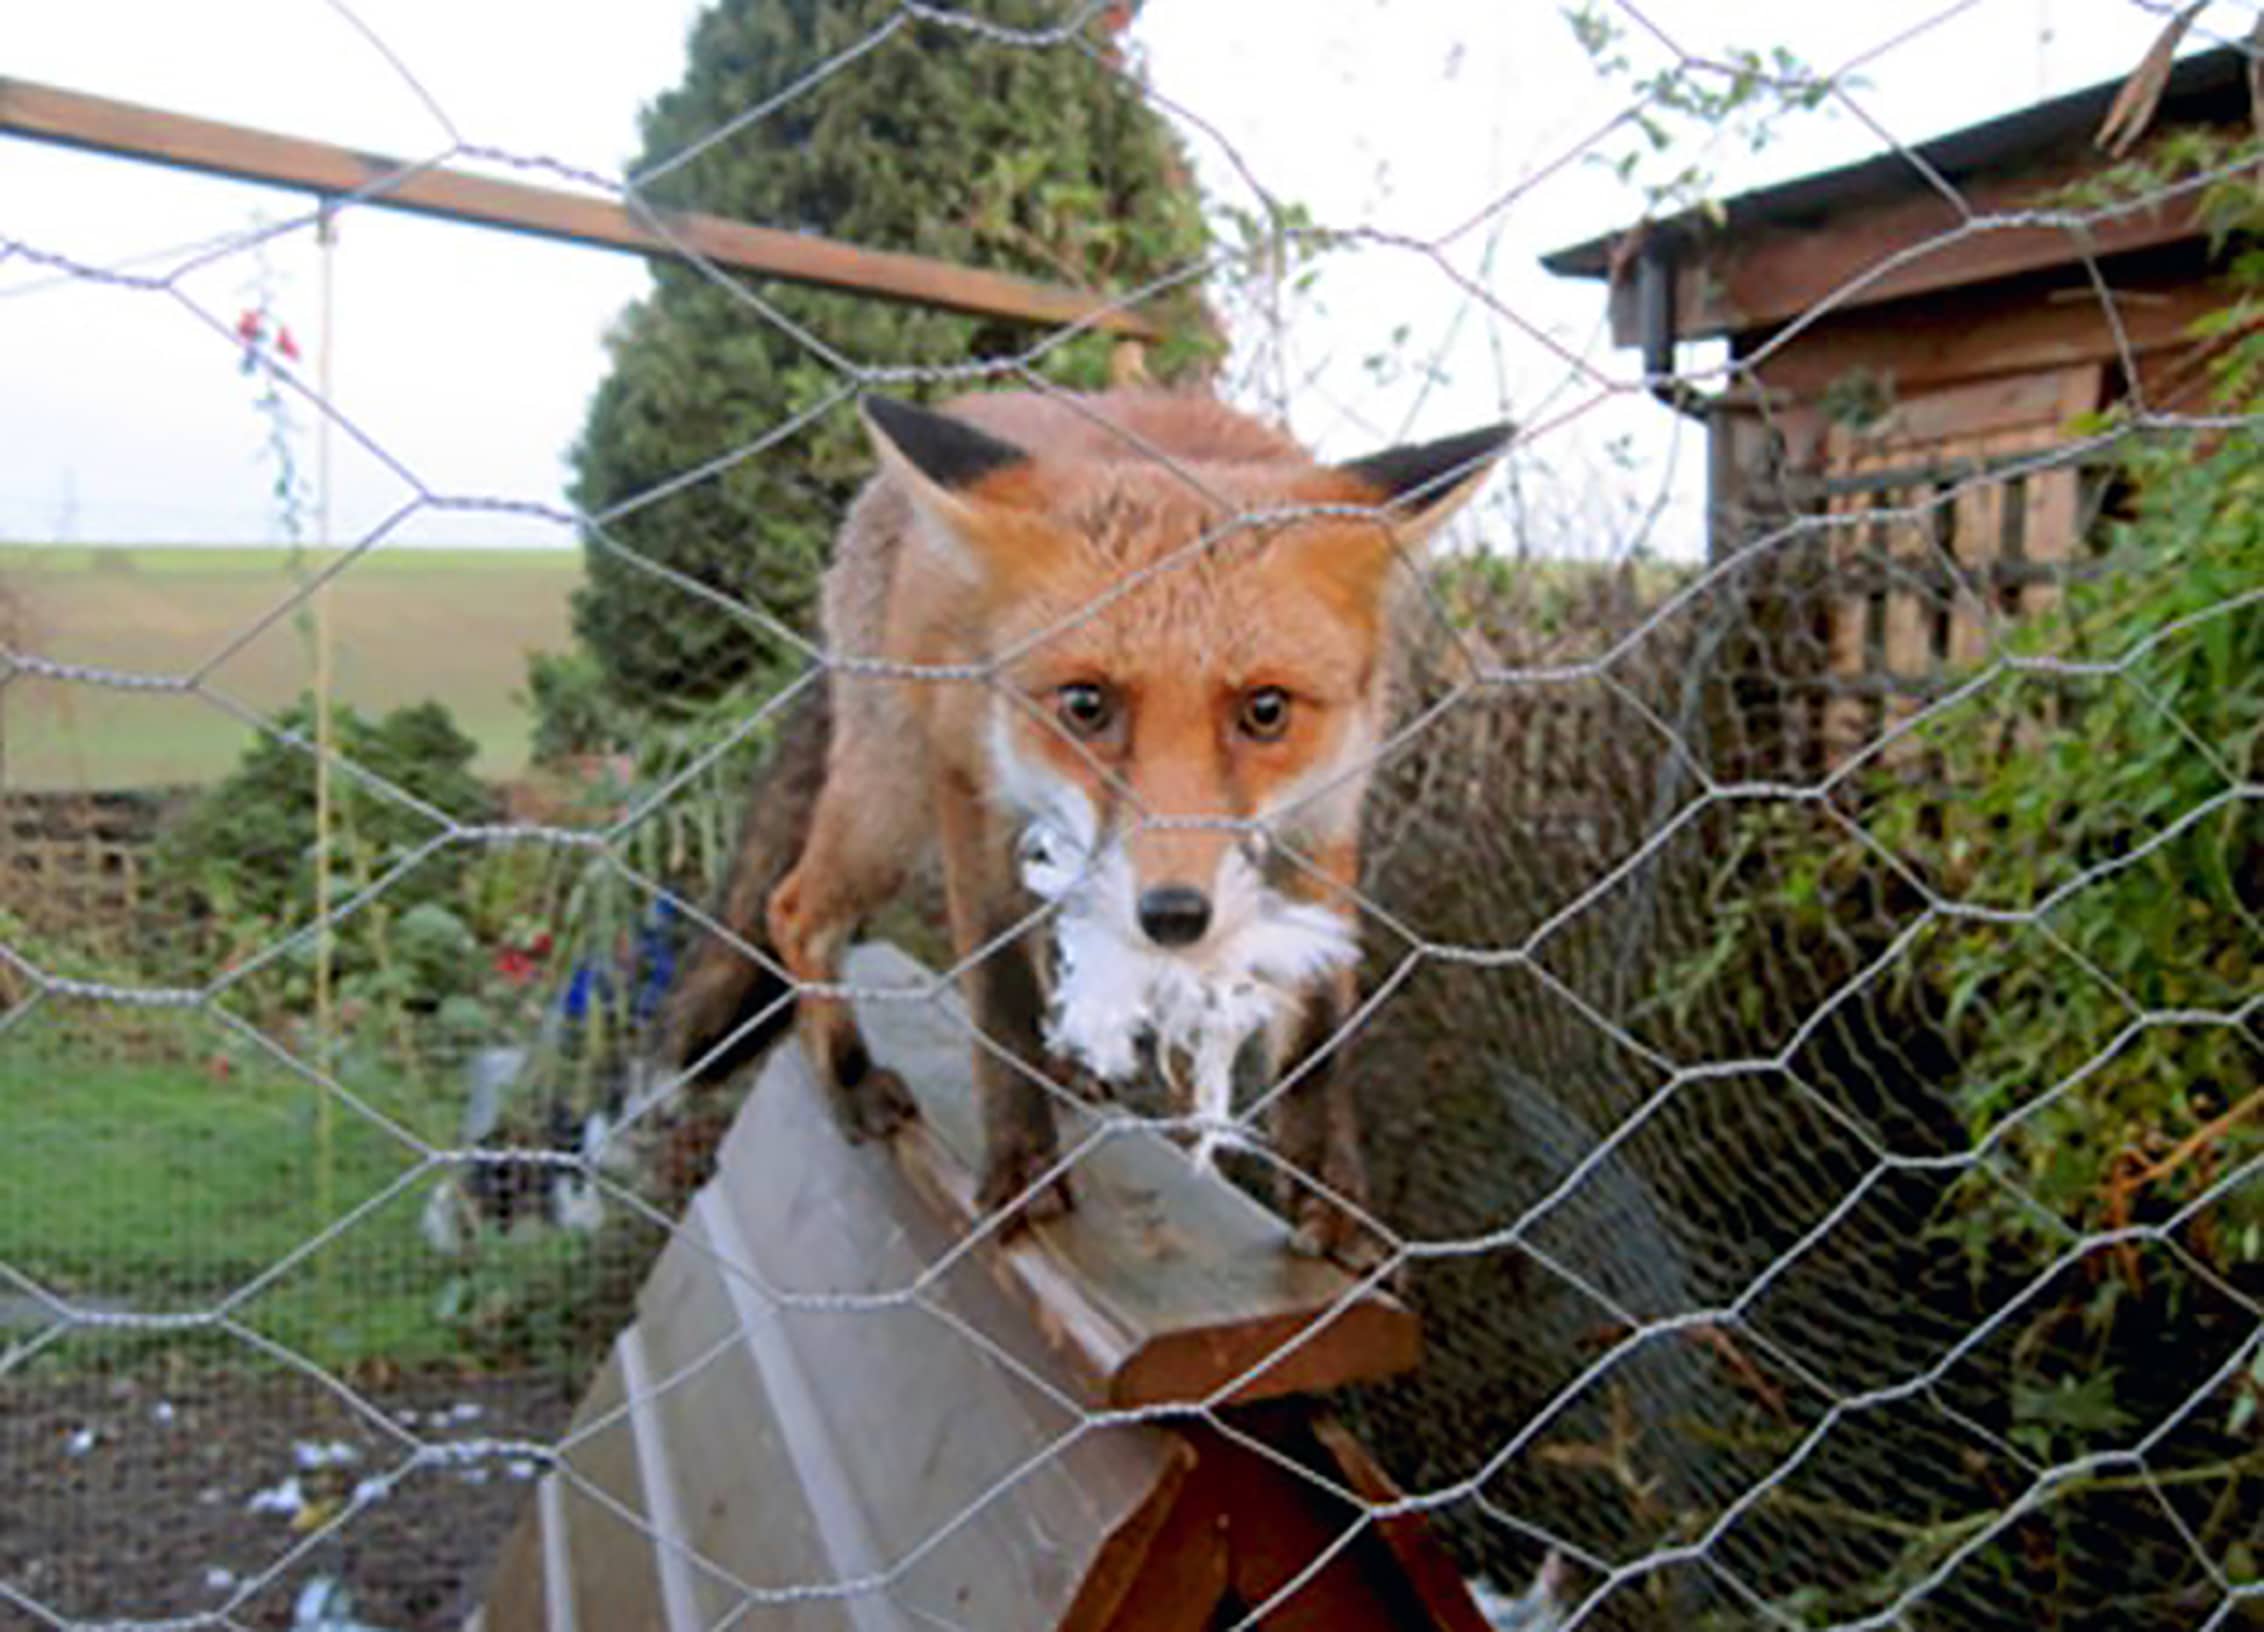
766, 767, 918, 1142
934, 770, 1073, 1226
1266, 840, 1376, 1262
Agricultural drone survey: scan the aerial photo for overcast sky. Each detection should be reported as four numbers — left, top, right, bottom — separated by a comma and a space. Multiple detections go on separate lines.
0, 0, 2203, 556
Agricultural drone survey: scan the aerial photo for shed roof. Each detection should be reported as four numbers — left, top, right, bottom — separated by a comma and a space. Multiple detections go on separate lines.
1542, 42, 2254, 283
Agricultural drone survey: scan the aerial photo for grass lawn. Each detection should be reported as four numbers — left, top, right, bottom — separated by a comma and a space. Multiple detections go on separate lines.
1, 545, 582, 791
0, 1015, 624, 1375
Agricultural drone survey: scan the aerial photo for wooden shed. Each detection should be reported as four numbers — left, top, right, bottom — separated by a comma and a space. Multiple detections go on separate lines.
1542, 44, 2257, 769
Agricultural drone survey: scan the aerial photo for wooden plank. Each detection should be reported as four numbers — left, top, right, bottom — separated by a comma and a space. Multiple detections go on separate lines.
0, 76, 1162, 340
1607, 138, 2222, 344
477, 1499, 548, 1632
616, 1326, 705, 1632
706, 1009, 1192, 1632
552, 1350, 669, 1632
1308, 1415, 1497, 1632
1092, 1408, 1493, 1632
1090, 1474, 1230, 1632
631, 1221, 862, 1631
1856, 371, 2085, 451
2019, 365, 2106, 624
1189, 1415, 1452, 1631
1882, 537, 1934, 687
1738, 263, 2232, 400
843, 942, 1421, 1407
2018, 468, 2082, 621
1819, 455, 1884, 764
1945, 477, 2000, 671
539, 1476, 577, 1632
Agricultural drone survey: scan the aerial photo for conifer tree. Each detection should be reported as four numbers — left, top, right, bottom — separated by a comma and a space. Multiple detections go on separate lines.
568, 0, 1212, 714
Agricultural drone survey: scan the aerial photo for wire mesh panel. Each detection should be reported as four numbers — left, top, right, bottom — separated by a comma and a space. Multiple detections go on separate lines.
2, 5, 2259, 1631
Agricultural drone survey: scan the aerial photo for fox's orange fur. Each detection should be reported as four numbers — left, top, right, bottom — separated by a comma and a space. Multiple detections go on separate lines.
684, 388, 1509, 1250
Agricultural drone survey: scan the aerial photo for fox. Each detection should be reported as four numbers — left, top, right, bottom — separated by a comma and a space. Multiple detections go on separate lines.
664, 388, 1510, 1254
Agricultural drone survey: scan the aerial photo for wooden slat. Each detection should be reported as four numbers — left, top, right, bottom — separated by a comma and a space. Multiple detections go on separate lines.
1606, 137, 2220, 344
689, 1195, 901, 1632
1946, 478, 2000, 671
0, 77, 1162, 340
630, 1222, 860, 1631
1864, 371, 2086, 450
2018, 468, 2081, 622
552, 1351, 669, 1632
1820, 459, 1885, 764
1309, 1416, 1497, 1632
846, 942, 1421, 1408
1185, 1417, 1451, 1630
539, 1476, 577, 1632
1089, 1468, 1230, 1632
616, 1326, 706, 1632
2017, 367, 2104, 622
1882, 542, 1934, 689
477, 1499, 548, 1632
1740, 264, 2233, 401
703, 1004, 1192, 1631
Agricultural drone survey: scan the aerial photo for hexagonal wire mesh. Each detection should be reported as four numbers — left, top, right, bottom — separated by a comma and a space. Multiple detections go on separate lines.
2, 4, 2259, 1631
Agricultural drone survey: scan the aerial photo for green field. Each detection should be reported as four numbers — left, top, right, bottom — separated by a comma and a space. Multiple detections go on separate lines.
1, 546, 583, 790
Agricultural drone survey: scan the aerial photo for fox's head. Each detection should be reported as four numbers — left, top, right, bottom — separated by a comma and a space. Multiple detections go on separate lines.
863, 393, 1510, 964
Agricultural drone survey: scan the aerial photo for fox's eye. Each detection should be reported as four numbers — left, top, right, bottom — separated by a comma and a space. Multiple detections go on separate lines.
1238, 686, 1292, 741
1056, 682, 1115, 739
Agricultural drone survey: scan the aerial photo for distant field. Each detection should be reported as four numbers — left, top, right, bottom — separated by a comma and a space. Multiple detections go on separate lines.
1, 545, 582, 789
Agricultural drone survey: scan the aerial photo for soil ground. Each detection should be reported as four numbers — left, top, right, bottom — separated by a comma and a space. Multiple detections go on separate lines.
2, 1365, 579, 1631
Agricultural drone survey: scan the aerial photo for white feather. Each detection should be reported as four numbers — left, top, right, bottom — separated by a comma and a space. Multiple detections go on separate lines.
1017, 818, 1357, 1170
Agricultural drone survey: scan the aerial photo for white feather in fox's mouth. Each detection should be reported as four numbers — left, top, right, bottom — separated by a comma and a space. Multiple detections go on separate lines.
1014, 815, 1358, 1169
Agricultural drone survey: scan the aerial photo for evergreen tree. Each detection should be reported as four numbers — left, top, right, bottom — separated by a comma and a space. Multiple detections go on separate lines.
567, 0, 1214, 715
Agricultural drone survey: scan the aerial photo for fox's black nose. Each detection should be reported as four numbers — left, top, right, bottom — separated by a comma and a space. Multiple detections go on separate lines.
1138, 885, 1212, 948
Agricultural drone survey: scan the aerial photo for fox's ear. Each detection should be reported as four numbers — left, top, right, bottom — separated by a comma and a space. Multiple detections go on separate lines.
861, 395, 1049, 585
863, 396, 1028, 498
1336, 420, 1515, 547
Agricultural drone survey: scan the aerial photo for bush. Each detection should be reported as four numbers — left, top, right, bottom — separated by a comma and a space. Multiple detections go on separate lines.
151, 695, 497, 1018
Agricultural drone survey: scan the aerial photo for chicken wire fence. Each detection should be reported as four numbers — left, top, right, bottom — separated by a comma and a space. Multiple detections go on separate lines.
3, 3, 2261, 1630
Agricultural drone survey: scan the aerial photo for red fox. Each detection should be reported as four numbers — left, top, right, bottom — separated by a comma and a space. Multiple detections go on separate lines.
667, 389, 1509, 1253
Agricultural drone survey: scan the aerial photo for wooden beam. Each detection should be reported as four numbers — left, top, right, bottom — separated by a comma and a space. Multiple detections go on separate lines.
0, 76, 1164, 340
1733, 258, 2227, 400
1605, 138, 2226, 346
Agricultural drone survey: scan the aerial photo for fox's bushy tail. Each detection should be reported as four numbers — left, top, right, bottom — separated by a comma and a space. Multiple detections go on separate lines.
660, 681, 830, 1087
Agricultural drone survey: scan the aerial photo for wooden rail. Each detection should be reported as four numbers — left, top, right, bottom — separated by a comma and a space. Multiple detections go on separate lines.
0, 77, 1164, 340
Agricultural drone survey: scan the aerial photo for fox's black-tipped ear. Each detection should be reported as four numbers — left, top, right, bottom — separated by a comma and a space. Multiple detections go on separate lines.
861, 396, 1030, 493
861, 396, 1045, 587
1337, 420, 1515, 544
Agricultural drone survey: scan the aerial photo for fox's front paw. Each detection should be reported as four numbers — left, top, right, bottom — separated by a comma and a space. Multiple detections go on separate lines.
976, 1135, 1076, 1232
1282, 1156, 1384, 1271
1285, 1195, 1379, 1266
836, 1063, 919, 1142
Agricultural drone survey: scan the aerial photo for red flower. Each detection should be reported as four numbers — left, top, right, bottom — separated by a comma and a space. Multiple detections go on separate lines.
493, 947, 538, 986
235, 309, 264, 343
276, 326, 300, 361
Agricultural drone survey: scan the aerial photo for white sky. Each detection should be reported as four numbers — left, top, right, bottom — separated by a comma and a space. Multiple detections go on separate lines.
0, 1, 2208, 557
